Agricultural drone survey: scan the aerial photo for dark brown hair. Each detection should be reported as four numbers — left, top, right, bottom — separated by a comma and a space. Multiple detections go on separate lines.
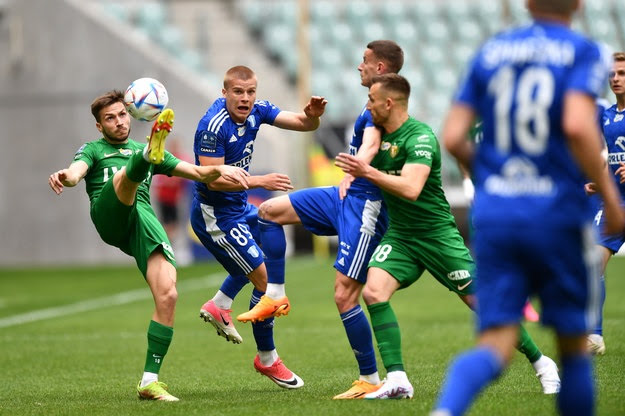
90, 90, 125, 122
367, 40, 404, 74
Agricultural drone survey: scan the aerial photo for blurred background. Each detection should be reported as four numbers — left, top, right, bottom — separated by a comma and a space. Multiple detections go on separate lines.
1, 0, 624, 266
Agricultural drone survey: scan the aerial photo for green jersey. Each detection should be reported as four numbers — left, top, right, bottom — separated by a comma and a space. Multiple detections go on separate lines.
73, 138, 179, 207
371, 117, 457, 234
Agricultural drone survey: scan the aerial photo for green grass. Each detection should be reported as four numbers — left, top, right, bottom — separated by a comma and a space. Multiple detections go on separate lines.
1, 256, 624, 415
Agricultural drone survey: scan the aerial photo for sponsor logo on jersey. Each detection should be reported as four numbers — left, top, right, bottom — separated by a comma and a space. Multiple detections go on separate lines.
341, 249, 349, 256
416, 134, 430, 143
103, 152, 118, 158
414, 144, 433, 149
484, 157, 554, 196
390, 145, 399, 158
229, 135, 238, 143
457, 280, 472, 291
614, 136, 625, 151
605, 118, 611, 126
247, 246, 260, 258
233, 155, 252, 169
243, 141, 254, 155
447, 270, 471, 281
414, 150, 432, 159
338, 257, 345, 266
608, 152, 625, 165
120, 149, 133, 156
199, 130, 217, 153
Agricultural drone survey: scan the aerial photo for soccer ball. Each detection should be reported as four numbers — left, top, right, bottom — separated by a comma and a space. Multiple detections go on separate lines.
123, 77, 169, 122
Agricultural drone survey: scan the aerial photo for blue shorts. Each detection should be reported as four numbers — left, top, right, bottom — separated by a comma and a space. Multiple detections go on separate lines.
473, 224, 602, 336
290, 186, 388, 283
593, 207, 625, 253
190, 197, 263, 276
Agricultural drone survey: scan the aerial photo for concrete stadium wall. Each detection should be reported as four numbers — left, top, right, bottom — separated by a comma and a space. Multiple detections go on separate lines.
0, 0, 295, 266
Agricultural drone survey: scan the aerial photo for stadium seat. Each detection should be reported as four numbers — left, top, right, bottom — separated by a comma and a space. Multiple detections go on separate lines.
345, 0, 373, 27
310, 0, 338, 23
136, 2, 167, 40
379, 1, 406, 27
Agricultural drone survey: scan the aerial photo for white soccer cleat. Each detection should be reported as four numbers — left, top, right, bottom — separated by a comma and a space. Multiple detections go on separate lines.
536, 356, 561, 395
587, 334, 606, 356
364, 378, 414, 399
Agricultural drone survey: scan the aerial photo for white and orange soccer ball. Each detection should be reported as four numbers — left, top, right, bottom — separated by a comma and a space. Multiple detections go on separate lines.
123, 77, 169, 122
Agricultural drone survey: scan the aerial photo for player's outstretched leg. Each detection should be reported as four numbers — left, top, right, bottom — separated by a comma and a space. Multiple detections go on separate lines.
145, 108, 174, 164
253, 354, 304, 389
587, 273, 606, 355
199, 299, 242, 344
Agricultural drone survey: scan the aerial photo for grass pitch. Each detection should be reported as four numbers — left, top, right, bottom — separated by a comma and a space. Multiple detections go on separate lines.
1, 256, 624, 415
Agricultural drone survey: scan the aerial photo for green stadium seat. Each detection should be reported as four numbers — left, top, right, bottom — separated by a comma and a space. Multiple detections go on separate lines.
389, 20, 420, 51
379, 1, 407, 26
345, 0, 373, 27
310, 0, 338, 23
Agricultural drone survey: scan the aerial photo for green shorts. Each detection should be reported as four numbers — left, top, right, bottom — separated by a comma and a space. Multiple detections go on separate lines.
368, 226, 475, 295
89, 180, 175, 277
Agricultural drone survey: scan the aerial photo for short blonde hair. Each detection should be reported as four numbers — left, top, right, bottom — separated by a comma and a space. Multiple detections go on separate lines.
223, 66, 256, 89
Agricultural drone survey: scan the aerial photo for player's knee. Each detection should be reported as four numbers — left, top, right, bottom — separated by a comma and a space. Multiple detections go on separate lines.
334, 289, 358, 312
362, 286, 380, 305
157, 284, 178, 308
258, 200, 273, 220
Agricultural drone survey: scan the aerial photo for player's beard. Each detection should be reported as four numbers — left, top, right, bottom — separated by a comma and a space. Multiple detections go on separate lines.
102, 124, 131, 143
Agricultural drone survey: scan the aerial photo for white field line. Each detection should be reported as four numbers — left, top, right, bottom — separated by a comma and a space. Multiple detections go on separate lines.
0, 272, 224, 329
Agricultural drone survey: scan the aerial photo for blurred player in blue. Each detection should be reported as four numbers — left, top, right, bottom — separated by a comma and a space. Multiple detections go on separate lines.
586, 52, 625, 356
191, 65, 326, 389
431, 0, 624, 415
255, 40, 402, 399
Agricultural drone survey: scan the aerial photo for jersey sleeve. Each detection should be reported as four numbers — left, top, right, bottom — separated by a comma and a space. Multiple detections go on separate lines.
256, 100, 282, 125
72, 142, 95, 170
567, 41, 611, 98
154, 150, 181, 176
195, 128, 226, 158
454, 50, 482, 109
405, 128, 438, 168
362, 108, 375, 129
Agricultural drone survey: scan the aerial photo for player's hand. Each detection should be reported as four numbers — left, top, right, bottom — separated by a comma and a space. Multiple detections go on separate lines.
261, 173, 293, 192
615, 162, 625, 184
218, 165, 250, 189
304, 96, 327, 118
49, 169, 69, 195
338, 173, 355, 200
584, 182, 597, 195
335, 152, 370, 178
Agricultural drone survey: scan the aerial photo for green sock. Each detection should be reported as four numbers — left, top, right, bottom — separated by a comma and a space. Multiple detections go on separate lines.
125, 150, 151, 183
367, 301, 404, 372
517, 324, 542, 363
144, 320, 173, 374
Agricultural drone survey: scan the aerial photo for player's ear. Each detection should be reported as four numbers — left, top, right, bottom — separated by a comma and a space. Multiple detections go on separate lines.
95, 122, 103, 133
377, 61, 386, 75
222, 88, 227, 97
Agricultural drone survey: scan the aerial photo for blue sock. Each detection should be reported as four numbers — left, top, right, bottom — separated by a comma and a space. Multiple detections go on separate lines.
557, 354, 594, 416
340, 305, 377, 376
259, 219, 286, 284
435, 347, 503, 416
218, 274, 249, 299
250, 288, 275, 351
594, 274, 605, 335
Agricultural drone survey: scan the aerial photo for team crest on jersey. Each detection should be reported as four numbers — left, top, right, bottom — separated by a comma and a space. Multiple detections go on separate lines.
381, 142, 391, 151
120, 149, 133, 156
390, 145, 399, 158
237, 125, 247, 136
615, 114, 624, 122
247, 246, 260, 258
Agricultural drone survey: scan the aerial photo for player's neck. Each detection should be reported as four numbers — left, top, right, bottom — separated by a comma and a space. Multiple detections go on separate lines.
617, 98, 625, 112
383, 112, 409, 135
531, 12, 572, 27
103, 136, 129, 145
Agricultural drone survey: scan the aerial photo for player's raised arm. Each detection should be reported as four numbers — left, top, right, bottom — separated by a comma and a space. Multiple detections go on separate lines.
48, 161, 89, 195
170, 160, 250, 189
272, 96, 327, 131
198, 155, 293, 192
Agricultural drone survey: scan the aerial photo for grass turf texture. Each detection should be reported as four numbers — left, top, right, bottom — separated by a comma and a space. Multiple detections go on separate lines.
1, 256, 624, 415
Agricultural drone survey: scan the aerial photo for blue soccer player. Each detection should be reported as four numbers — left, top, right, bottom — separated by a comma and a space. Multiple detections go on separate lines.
587, 52, 625, 356
191, 65, 326, 389
431, 0, 625, 415
252, 40, 403, 399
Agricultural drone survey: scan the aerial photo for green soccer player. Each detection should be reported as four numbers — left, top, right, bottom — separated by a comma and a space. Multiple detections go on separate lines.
48, 90, 249, 401
335, 74, 560, 399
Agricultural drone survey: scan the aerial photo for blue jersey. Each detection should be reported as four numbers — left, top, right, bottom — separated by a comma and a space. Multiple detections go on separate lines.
347, 106, 382, 198
457, 20, 611, 229
193, 97, 281, 209
601, 104, 625, 199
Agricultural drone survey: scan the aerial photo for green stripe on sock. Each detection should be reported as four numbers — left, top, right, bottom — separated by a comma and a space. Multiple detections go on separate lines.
367, 302, 404, 372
